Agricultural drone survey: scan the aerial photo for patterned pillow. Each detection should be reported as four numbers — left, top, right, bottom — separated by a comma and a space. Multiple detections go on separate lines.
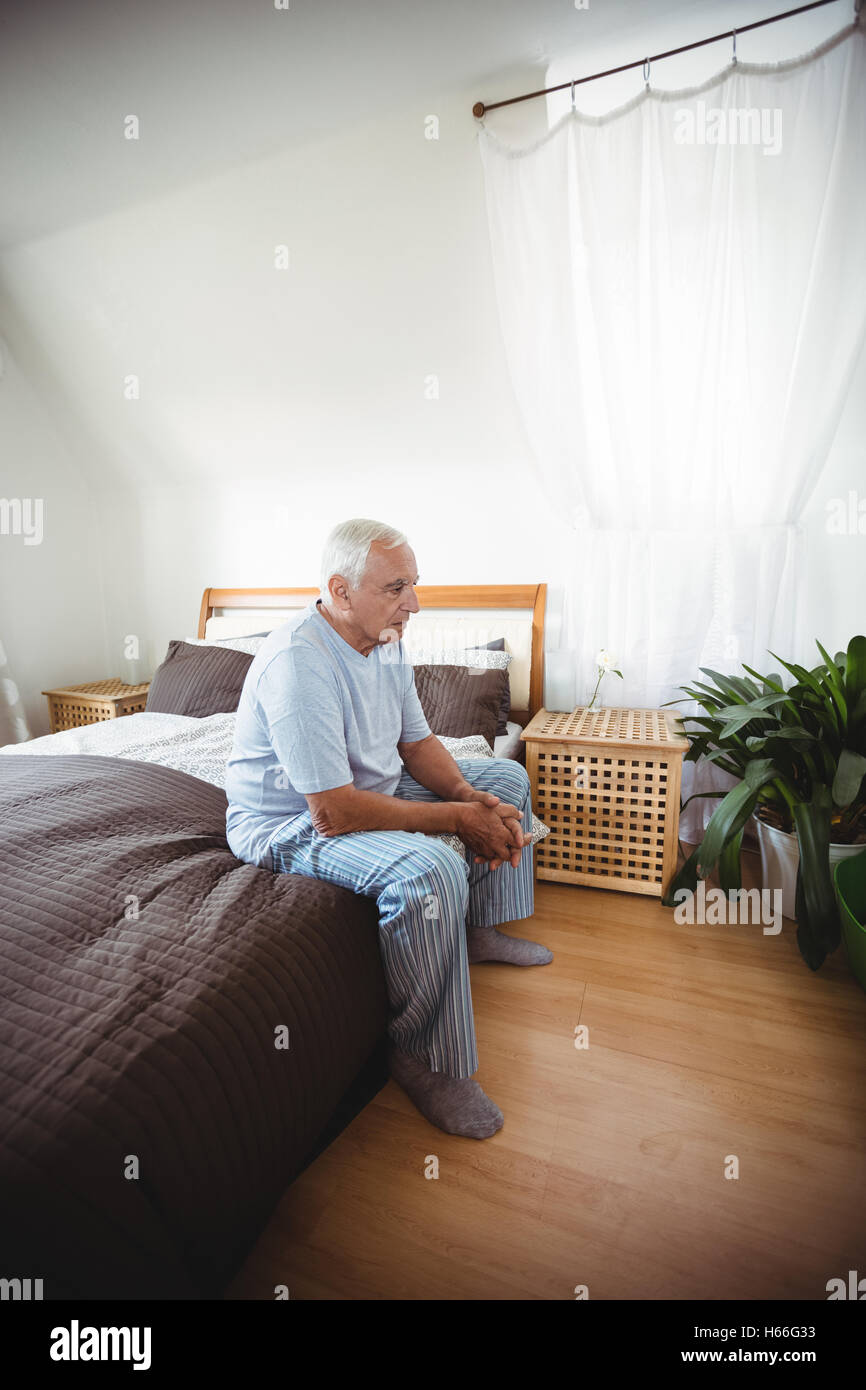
405, 646, 510, 671
184, 631, 272, 656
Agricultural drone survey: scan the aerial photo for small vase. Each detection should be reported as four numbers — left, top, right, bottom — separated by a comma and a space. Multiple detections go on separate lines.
583, 677, 606, 711
545, 651, 576, 713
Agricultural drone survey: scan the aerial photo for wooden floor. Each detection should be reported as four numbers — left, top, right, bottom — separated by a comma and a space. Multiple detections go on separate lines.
225, 846, 866, 1300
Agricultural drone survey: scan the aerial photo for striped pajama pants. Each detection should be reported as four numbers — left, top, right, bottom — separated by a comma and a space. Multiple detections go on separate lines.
269, 757, 534, 1079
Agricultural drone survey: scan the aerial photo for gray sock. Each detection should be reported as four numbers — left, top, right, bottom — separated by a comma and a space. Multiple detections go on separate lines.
467, 925, 554, 966
388, 1044, 504, 1140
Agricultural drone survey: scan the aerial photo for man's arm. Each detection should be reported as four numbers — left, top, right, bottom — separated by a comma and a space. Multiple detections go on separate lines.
396, 731, 478, 803
305, 734, 530, 869
304, 777, 462, 838
398, 733, 531, 868
304, 733, 470, 836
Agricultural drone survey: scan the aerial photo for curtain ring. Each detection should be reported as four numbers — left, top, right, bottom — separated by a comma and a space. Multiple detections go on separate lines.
643, 56, 650, 88
732, 28, 737, 64
571, 80, 576, 111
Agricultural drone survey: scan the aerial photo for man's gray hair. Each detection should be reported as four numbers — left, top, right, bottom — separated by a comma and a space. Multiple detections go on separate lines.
319, 518, 408, 596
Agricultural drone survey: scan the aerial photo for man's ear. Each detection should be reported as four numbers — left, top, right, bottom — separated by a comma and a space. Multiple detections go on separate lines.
328, 574, 351, 609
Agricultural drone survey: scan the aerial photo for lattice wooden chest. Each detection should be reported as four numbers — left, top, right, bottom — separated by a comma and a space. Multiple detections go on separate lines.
521, 706, 689, 897
42, 679, 151, 734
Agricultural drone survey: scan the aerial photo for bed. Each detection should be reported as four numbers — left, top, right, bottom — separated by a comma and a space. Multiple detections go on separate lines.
0, 583, 547, 1299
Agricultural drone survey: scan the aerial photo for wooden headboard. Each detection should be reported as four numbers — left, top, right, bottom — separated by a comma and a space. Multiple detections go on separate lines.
197, 584, 547, 723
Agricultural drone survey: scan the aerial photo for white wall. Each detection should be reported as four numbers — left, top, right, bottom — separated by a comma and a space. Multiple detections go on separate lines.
1, 70, 575, 738
0, 300, 109, 737
1, 0, 862, 739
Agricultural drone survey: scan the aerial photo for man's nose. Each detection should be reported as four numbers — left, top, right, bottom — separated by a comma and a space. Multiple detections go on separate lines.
403, 586, 421, 613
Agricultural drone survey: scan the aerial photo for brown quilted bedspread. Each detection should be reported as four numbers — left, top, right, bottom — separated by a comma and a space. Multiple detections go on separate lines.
0, 755, 387, 1299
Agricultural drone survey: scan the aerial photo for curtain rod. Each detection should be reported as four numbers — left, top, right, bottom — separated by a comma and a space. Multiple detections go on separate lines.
472, 0, 853, 118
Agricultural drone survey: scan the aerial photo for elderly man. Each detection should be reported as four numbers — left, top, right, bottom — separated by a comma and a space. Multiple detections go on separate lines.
225, 518, 552, 1140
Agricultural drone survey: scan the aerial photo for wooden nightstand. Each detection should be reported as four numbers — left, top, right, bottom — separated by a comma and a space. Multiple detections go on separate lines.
521, 706, 689, 898
42, 679, 151, 734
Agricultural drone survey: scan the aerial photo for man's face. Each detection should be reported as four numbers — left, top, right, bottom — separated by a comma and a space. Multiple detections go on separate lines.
348, 541, 421, 646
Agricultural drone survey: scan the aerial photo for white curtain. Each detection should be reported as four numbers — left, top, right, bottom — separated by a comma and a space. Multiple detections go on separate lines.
478, 25, 866, 841
0, 638, 31, 745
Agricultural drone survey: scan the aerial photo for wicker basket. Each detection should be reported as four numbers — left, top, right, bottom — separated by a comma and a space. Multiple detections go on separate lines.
42, 679, 150, 734
521, 706, 689, 898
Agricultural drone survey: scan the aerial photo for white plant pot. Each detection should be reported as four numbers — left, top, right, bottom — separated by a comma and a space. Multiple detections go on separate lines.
828, 842, 866, 867
755, 817, 866, 920
755, 818, 800, 920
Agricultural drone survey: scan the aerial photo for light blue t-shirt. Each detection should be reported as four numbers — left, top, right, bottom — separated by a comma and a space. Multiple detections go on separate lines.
224, 598, 432, 869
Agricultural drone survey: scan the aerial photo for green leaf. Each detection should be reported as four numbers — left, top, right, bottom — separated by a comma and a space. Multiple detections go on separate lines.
718, 828, 744, 893
718, 714, 762, 740
662, 844, 702, 907
678, 790, 727, 813
815, 640, 848, 726
702, 749, 752, 777
714, 694, 791, 719
688, 683, 733, 710
795, 917, 826, 972
699, 669, 758, 704
769, 653, 822, 696
744, 728, 816, 752
849, 688, 866, 738
770, 651, 842, 736
832, 749, 866, 808
678, 715, 728, 731
816, 639, 844, 685
696, 775, 769, 877
742, 664, 786, 694
844, 636, 866, 701
744, 758, 776, 789
792, 789, 839, 968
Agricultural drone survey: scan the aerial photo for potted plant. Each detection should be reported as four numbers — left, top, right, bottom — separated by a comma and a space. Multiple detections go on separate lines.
662, 637, 866, 971
753, 782, 866, 918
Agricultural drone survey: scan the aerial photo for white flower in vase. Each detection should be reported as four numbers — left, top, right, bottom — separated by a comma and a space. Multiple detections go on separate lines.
587, 649, 623, 710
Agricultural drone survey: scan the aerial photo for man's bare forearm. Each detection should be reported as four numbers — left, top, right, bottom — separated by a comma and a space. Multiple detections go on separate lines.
312, 784, 464, 837
307, 737, 487, 838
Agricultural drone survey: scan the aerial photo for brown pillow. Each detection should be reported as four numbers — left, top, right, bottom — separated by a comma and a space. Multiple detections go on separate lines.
145, 640, 254, 717
468, 638, 511, 736
412, 664, 508, 751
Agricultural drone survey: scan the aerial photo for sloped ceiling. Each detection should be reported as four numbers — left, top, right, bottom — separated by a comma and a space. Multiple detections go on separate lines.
0, 0, 705, 249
